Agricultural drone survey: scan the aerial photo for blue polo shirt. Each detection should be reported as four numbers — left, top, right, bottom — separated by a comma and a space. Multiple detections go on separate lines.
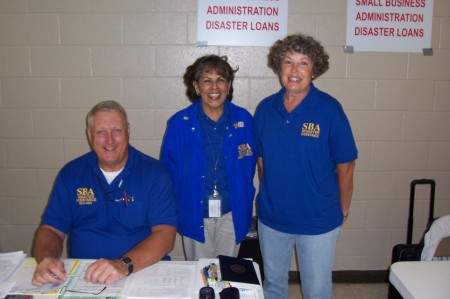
198, 102, 231, 217
41, 145, 177, 259
253, 84, 358, 235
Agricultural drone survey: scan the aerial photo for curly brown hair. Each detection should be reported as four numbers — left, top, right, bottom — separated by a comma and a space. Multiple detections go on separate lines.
183, 54, 238, 103
267, 34, 329, 79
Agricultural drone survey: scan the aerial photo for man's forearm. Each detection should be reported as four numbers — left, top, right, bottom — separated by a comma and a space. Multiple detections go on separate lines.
123, 225, 176, 273
33, 225, 64, 263
83, 225, 177, 285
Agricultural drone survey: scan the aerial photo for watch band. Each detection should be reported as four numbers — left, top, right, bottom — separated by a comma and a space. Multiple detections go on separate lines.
120, 256, 134, 276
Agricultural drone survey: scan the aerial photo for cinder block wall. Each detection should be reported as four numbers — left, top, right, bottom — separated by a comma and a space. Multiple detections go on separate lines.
0, 0, 449, 271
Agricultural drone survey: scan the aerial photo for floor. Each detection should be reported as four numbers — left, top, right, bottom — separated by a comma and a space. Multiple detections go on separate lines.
288, 282, 390, 299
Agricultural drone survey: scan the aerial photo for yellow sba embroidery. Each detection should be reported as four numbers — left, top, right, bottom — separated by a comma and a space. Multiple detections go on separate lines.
76, 188, 97, 205
238, 143, 253, 159
301, 123, 320, 138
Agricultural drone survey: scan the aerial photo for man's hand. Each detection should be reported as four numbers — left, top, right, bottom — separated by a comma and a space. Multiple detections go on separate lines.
32, 257, 67, 286
84, 258, 128, 285
32, 225, 66, 286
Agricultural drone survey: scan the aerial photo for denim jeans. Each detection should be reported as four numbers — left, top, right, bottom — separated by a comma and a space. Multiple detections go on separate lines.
258, 220, 340, 299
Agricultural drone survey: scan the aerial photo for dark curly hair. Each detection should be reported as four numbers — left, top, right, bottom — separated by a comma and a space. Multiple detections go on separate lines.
267, 34, 329, 79
183, 54, 238, 103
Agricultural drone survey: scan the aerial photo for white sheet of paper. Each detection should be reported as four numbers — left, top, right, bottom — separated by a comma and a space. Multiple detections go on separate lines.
124, 261, 196, 299
62, 260, 124, 297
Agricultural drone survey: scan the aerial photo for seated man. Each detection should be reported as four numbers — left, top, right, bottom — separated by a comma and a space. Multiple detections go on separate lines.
32, 100, 177, 286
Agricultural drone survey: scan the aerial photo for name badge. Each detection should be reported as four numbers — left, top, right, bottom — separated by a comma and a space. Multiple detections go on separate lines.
208, 194, 222, 218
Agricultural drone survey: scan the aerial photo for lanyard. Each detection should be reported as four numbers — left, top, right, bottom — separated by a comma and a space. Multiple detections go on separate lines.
200, 113, 227, 196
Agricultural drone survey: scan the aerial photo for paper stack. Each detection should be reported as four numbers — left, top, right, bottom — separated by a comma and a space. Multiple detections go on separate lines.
0, 251, 27, 282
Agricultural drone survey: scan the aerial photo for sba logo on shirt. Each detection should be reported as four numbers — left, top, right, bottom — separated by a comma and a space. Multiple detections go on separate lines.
76, 188, 97, 205
301, 123, 320, 138
238, 143, 253, 159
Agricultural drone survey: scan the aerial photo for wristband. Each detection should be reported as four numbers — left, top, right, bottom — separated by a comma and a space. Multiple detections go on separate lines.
120, 256, 133, 276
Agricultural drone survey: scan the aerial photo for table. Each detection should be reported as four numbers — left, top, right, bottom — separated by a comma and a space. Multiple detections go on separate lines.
389, 261, 450, 299
6, 258, 263, 299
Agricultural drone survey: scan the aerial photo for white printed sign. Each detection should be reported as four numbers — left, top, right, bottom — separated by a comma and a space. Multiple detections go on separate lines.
346, 0, 434, 53
197, 0, 288, 47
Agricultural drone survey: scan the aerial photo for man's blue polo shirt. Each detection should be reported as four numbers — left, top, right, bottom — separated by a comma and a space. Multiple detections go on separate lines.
253, 84, 358, 235
41, 145, 177, 259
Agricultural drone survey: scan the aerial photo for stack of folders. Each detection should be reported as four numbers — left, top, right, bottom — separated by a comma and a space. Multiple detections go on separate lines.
0, 251, 27, 282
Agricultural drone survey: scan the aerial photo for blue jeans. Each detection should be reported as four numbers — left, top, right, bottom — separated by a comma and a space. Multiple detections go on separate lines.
258, 220, 340, 299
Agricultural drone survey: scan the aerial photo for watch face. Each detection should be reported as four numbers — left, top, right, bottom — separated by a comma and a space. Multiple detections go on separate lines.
121, 257, 133, 275
122, 257, 132, 264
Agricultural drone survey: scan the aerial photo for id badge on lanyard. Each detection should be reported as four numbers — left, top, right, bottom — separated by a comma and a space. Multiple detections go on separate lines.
201, 114, 226, 219
208, 186, 222, 218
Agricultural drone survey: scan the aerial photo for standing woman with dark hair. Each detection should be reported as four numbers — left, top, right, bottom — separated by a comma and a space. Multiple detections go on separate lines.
253, 34, 358, 299
161, 54, 256, 261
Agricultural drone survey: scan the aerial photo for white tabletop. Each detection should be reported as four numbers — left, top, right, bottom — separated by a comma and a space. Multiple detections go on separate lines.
6, 258, 263, 299
389, 261, 450, 299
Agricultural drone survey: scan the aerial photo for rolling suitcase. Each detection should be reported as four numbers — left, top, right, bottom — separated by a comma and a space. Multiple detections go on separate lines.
388, 179, 436, 299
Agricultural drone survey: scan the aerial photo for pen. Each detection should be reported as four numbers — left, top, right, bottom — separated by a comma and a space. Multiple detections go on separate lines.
200, 270, 207, 286
51, 273, 82, 278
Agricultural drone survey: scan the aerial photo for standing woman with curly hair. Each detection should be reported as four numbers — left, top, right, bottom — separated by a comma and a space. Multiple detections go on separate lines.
161, 54, 256, 261
253, 34, 358, 299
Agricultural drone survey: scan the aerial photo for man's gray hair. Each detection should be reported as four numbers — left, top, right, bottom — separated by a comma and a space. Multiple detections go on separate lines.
86, 100, 129, 129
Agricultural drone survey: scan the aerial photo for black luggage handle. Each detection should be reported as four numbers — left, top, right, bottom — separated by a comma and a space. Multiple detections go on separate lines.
407, 179, 436, 244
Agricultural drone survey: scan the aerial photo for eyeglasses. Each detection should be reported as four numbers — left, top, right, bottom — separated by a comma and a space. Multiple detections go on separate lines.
58, 286, 107, 299
104, 190, 135, 207
98, 178, 135, 207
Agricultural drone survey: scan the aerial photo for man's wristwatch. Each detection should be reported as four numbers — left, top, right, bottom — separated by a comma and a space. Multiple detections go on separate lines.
120, 256, 134, 276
